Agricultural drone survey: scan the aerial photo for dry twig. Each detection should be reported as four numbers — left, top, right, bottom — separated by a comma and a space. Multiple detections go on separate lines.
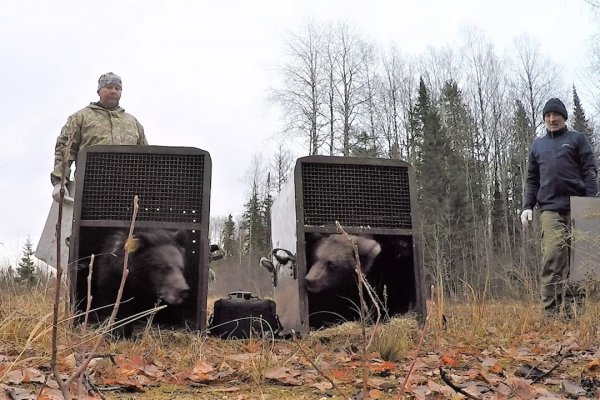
396, 314, 428, 399
294, 339, 351, 400
439, 367, 482, 400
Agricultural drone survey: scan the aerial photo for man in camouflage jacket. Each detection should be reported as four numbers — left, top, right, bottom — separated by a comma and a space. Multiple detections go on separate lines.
51, 72, 147, 201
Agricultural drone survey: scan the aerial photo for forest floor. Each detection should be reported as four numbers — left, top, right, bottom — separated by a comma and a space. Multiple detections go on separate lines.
1, 284, 600, 399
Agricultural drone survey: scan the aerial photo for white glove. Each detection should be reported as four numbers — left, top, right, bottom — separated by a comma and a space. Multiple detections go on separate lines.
520, 209, 532, 228
52, 183, 74, 203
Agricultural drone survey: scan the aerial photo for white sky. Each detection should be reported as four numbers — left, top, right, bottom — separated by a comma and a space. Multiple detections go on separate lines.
0, 0, 597, 263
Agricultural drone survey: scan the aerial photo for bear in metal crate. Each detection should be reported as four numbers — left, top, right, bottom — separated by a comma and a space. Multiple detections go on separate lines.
91, 229, 190, 337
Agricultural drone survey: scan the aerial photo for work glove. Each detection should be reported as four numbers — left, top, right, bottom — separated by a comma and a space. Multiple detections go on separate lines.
520, 209, 532, 228
52, 183, 74, 203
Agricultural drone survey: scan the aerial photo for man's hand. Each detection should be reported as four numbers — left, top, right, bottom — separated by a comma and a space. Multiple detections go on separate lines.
520, 209, 532, 228
52, 183, 74, 203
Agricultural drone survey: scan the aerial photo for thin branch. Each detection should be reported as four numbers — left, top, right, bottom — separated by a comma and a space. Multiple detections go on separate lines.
439, 367, 482, 400
396, 314, 429, 398
51, 134, 74, 399
532, 347, 571, 383
294, 339, 351, 400
65, 195, 140, 386
335, 221, 370, 398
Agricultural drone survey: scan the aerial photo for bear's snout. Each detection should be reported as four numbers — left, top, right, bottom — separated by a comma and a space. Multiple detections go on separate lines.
159, 283, 190, 305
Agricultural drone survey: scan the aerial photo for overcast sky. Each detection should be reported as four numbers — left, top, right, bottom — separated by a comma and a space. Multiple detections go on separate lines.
0, 0, 597, 264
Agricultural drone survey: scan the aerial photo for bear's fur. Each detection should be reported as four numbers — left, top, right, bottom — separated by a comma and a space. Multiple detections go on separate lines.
305, 234, 381, 293
304, 234, 381, 328
92, 229, 190, 336
304, 233, 415, 329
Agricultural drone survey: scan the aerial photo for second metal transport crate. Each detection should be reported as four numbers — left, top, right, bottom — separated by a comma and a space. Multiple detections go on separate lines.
268, 155, 426, 336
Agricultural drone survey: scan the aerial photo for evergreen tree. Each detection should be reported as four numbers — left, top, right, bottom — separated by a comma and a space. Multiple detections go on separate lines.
572, 85, 596, 147
262, 173, 274, 250
510, 99, 534, 238
241, 180, 268, 256
351, 129, 379, 157
415, 77, 449, 216
17, 236, 36, 283
220, 214, 238, 259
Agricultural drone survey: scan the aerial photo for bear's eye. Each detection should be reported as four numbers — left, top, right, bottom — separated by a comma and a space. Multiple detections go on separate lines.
326, 260, 335, 270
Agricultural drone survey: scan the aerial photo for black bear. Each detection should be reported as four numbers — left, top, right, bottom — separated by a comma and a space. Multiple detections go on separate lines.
305, 234, 381, 293
304, 233, 415, 329
92, 229, 190, 336
304, 234, 381, 328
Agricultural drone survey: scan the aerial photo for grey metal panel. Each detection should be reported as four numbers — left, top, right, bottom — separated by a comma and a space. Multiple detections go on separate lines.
35, 182, 74, 269
570, 196, 600, 282
270, 167, 302, 334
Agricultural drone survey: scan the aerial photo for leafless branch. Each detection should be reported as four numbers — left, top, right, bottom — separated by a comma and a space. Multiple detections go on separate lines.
439, 367, 482, 400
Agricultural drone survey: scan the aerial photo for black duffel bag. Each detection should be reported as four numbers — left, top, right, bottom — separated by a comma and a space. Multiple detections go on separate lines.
208, 291, 281, 339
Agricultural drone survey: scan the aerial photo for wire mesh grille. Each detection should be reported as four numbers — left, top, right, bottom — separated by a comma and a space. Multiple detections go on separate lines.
301, 162, 412, 229
81, 152, 205, 223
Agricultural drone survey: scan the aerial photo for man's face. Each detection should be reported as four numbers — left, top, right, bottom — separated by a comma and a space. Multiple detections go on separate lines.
544, 112, 566, 132
98, 84, 122, 109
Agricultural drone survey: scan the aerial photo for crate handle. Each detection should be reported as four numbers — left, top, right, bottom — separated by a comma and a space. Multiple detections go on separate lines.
228, 291, 253, 300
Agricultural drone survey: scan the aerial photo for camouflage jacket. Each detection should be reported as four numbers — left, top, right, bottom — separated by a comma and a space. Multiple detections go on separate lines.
51, 102, 148, 185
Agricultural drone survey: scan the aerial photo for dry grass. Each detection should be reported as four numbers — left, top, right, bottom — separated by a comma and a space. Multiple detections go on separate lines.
2, 274, 600, 398
0, 278, 73, 362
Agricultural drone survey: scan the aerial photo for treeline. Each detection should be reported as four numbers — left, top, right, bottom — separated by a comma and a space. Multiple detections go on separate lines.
212, 21, 600, 301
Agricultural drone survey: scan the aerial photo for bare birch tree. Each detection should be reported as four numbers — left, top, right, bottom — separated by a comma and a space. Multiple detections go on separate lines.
509, 34, 564, 131
270, 142, 295, 193
272, 21, 326, 155
330, 22, 370, 156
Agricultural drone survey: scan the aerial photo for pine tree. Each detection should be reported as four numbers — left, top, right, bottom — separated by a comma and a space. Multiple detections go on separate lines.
415, 77, 448, 217
262, 173, 274, 250
220, 214, 238, 259
241, 180, 267, 256
17, 236, 36, 284
351, 129, 379, 157
572, 85, 596, 147
510, 99, 534, 238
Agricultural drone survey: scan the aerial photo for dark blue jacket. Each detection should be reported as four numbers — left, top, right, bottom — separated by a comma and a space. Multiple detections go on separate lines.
524, 126, 598, 212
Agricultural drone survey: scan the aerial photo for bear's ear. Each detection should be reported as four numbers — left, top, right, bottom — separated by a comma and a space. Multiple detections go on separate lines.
130, 231, 151, 252
173, 230, 189, 248
353, 236, 381, 274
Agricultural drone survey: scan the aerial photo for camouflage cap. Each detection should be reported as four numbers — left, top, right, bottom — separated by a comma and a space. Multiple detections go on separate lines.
97, 72, 122, 92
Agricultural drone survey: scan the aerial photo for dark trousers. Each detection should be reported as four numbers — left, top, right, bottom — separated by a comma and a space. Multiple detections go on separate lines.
539, 211, 576, 314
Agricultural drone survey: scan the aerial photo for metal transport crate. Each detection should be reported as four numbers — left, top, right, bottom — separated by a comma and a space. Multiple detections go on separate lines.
570, 196, 600, 283
69, 145, 211, 331
268, 155, 426, 336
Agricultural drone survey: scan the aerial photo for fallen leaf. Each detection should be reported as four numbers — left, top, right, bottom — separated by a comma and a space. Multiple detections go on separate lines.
441, 354, 459, 367
192, 360, 215, 375
4, 369, 25, 384
60, 353, 77, 370
561, 379, 587, 397
489, 363, 504, 374
264, 367, 302, 386
480, 357, 498, 367
330, 368, 353, 382
369, 361, 396, 373
508, 377, 536, 398
368, 388, 384, 399
138, 362, 163, 379
311, 380, 333, 391
189, 361, 219, 383
586, 359, 600, 371
515, 364, 545, 380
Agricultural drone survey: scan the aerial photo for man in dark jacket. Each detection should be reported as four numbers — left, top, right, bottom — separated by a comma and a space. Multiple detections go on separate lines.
521, 97, 598, 317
